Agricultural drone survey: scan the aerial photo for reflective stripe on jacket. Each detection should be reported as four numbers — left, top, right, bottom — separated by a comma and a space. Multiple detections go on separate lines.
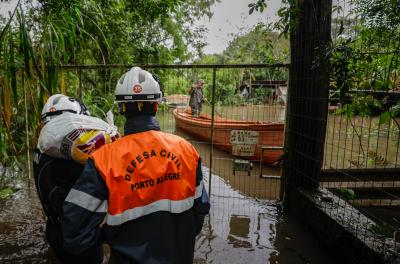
90, 130, 200, 226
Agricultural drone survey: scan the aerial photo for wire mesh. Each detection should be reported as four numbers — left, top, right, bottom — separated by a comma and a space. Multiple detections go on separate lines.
285, 0, 400, 260
326, 0, 400, 235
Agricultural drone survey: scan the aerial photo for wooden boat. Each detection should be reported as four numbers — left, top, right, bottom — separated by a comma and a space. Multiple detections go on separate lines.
173, 109, 284, 165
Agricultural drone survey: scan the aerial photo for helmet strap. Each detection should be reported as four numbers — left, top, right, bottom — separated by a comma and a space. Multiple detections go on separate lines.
137, 102, 143, 112
77, 99, 88, 115
122, 102, 157, 117
120, 103, 126, 114
41, 109, 77, 120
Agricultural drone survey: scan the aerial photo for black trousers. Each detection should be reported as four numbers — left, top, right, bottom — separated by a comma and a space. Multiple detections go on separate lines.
46, 221, 103, 264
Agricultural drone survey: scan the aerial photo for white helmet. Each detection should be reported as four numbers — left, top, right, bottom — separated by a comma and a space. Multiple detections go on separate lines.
115, 67, 162, 103
41, 94, 88, 123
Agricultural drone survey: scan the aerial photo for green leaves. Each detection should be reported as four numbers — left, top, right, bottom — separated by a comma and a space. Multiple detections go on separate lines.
248, 4, 256, 15
379, 103, 400, 125
354, 0, 400, 29
370, 223, 394, 237
0, 187, 16, 200
248, 1, 267, 15
0, 0, 219, 162
379, 111, 391, 124
335, 188, 356, 200
8, 27, 17, 107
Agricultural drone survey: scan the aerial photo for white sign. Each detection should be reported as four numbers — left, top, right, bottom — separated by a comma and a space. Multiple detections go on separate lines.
232, 144, 256, 156
230, 130, 259, 144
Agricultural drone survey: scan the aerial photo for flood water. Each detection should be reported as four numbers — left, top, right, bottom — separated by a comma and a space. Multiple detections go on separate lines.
194, 168, 337, 264
324, 114, 400, 169
3, 104, 392, 263
0, 171, 57, 263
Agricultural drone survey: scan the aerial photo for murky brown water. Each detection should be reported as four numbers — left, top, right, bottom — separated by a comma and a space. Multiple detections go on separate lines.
324, 114, 399, 169
194, 168, 336, 264
177, 134, 281, 200
0, 171, 58, 263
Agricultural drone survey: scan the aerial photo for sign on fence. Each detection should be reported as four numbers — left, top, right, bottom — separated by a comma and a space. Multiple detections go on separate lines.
230, 130, 259, 145
232, 144, 256, 156
230, 130, 259, 156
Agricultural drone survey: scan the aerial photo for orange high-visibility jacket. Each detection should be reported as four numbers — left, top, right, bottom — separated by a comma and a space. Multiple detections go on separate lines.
91, 130, 201, 226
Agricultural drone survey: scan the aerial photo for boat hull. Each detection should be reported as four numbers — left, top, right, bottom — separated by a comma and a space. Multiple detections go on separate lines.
173, 109, 284, 165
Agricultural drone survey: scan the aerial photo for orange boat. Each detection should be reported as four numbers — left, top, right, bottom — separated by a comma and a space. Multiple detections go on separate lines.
173, 109, 284, 165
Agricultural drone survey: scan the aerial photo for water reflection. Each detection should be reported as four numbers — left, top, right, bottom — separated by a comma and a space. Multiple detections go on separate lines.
227, 215, 252, 248
159, 104, 400, 171
194, 167, 278, 263
194, 168, 336, 264
158, 106, 283, 200
324, 115, 399, 169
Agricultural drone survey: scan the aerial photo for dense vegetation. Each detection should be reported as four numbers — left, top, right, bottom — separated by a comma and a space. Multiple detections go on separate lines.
161, 24, 289, 105
193, 24, 289, 105
329, 0, 400, 120
251, 0, 400, 122
0, 0, 219, 166
0, 1, 290, 167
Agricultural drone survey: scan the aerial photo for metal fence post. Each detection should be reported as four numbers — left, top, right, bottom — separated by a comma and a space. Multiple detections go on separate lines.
283, 0, 332, 195
208, 68, 217, 198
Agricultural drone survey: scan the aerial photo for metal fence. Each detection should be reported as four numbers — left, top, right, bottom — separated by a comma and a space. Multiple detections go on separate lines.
325, 0, 400, 242
59, 64, 289, 201
284, 0, 400, 262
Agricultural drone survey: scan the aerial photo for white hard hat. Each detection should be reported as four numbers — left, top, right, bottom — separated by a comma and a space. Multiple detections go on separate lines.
41, 94, 89, 123
115, 67, 162, 103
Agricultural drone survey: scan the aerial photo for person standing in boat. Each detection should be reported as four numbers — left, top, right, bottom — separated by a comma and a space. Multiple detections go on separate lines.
189, 79, 205, 117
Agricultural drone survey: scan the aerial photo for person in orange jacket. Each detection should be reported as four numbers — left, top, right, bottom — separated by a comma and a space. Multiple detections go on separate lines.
63, 67, 210, 263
